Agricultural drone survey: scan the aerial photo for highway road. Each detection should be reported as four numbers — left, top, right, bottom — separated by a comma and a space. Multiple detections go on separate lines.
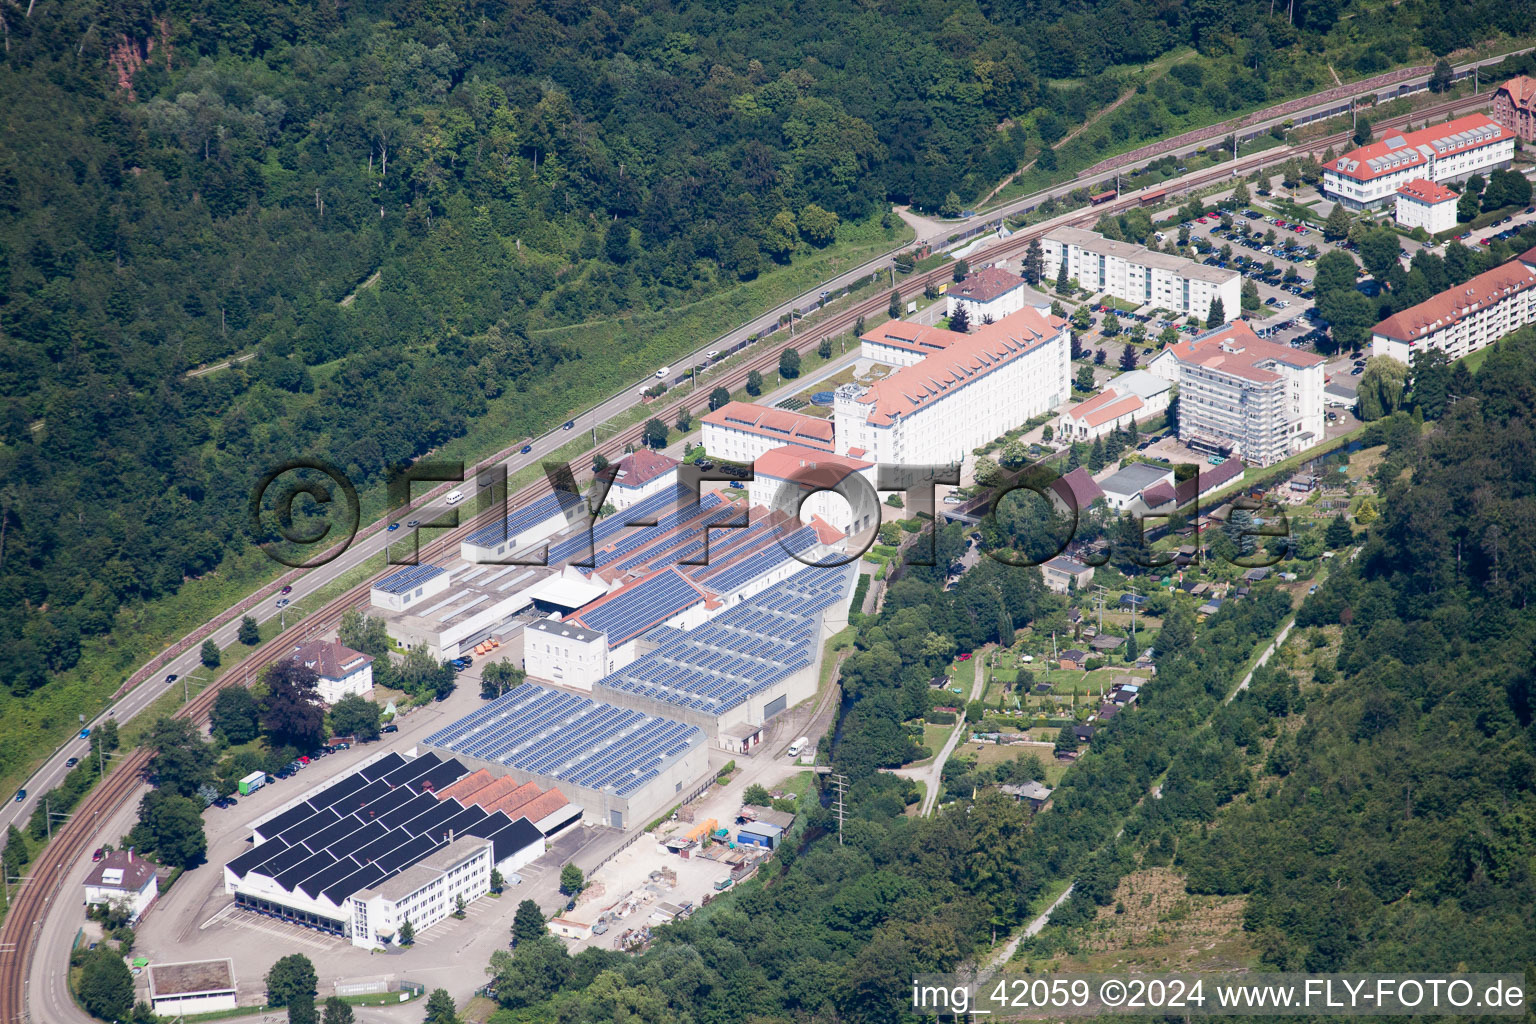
0, 62, 1511, 1020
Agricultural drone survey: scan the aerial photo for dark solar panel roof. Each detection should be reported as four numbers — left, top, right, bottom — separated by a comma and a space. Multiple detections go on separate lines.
436, 804, 488, 838
463, 810, 514, 839
322, 862, 386, 905
297, 857, 360, 901
327, 820, 389, 861
272, 807, 340, 848
352, 828, 414, 866
374, 833, 441, 873
303, 814, 369, 852
410, 760, 468, 795
485, 818, 543, 863
381, 751, 442, 788
379, 794, 439, 830
319, 778, 391, 818
303, 771, 369, 812
375, 564, 447, 595
358, 753, 406, 780
226, 838, 287, 879
349, 786, 415, 823
247, 843, 314, 881
253, 802, 318, 841
275, 850, 336, 891
397, 800, 459, 840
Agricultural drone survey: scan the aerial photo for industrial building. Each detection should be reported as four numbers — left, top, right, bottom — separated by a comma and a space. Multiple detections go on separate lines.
422, 683, 708, 830
1370, 247, 1536, 364
224, 750, 557, 948
1041, 226, 1240, 322
836, 305, 1070, 467
459, 489, 586, 563
591, 563, 854, 751
147, 960, 238, 1017
1321, 113, 1514, 210
1148, 321, 1324, 466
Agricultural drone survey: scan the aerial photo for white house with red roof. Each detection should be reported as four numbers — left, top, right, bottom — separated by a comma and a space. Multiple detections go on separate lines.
1057, 370, 1171, 442
1149, 321, 1324, 467
700, 401, 836, 465
946, 266, 1031, 323
1371, 247, 1536, 364
604, 450, 679, 511
1393, 178, 1459, 235
83, 848, 159, 924
837, 305, 1070, 466
1322, 113, 1513, 210
287, 639, 375, 705
747, 444, 879, 538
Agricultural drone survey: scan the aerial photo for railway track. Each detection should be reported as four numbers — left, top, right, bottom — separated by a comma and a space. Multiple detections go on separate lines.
0, 87, 1492, 1020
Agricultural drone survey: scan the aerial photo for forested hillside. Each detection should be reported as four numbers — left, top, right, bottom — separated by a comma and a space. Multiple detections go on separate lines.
0, 0, 1528, 738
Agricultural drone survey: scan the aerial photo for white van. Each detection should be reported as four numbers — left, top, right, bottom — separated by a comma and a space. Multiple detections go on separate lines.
656, 366, 671, 379
445, 490, 465, 506
787, 736, 809, 758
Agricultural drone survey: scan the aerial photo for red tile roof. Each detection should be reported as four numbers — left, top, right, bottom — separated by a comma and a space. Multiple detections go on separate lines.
437, 769, 495, 802
1497, 76, 1536, 113
1373, 255, 1536, 343
513, 788, 571, 825
859, 319, 961, 357
853, 306, 1066, 426
288, 640, 373, 681
1065, 390, 1145, 428
1324, 114, 1509, 183
1174, 457, 1244, 505
610, 450, 678, 489
1141, 481, 1176, 509
1158, 321, 1323, 384
1396, 178, 1456, 205
1050, 467, 1105, 511
950, 266, 1026, 304
701, 402, 834, 451
483, 781, 545, 817
752, 444, 872, 489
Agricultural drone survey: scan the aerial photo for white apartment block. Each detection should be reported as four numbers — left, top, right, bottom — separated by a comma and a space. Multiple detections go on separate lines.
700, 401, 836, 466
1371, 249, 1536, 364
836, 306, 1070, 467
747, 444, 879, 538
1041, 227, 1239, 322
523, 618, 612, 690
1148, 321, 1324, 467
1394, 179, 1459, 236
1322, 113, 1514, 210
350, 837, 494, 949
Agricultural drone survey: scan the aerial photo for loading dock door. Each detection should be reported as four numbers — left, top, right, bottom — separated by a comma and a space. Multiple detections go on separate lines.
764, 695, 787, 719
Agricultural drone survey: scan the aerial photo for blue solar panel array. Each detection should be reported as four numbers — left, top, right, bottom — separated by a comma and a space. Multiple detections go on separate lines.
464, 490, 585, 550
374, 563, 446, 595
595, 564, 852, 716
544, 483, 692, 565
573, 569, 704, 646
226, 753, 548, 911
422, 682, 703, 797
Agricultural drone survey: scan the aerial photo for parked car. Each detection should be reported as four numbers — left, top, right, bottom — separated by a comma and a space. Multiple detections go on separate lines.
728, 481, 744, 489
92, 848, 103, 862
383, 723, 399, 734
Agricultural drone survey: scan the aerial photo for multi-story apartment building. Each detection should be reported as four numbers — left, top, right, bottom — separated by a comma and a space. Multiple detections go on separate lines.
946, 266, 1032, 323
1041, 227, 1240, 323
1148, 321, 1324, 467
700, 401, 835, 465
747, 444, 879, 538
1321, 113, 1514, 210
1371, 248, 1536, 364
1394, 178, 1459, 236
835, 306, 1070, 467
1491, 76, 1536, 143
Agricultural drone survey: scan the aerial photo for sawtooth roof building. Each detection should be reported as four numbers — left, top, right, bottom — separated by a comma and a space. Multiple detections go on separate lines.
1370, 248, 1536, 364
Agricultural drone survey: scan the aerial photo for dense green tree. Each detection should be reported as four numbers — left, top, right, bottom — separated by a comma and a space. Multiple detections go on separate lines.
1206, 297, 1226, 328
513, 899, 548, 945
1101, 311, 1120, 337
1323, 203, 1351, 241
79, 946, 134, 1022
259, 661, 326, 750
1357, 229, 1403, 281
480, 662, 525, 700
818, 336, 833, 359
799, 204, 840, 248
322, 997, 355, 1024
1074, 365, 1096, 392
238, 617, 261, 646
1357, 357, 1409, 421
1410, 348, 1451, 419
267, 955, 318, 1009
288, 995, 318, 1024
487, 939, 572, 1010
200, 639, 222, 669
424, 989, 460, 1024
642, 418, 669, 449
1240, 281, 1260, 311
559, 863, 585, 896
889, 291, 902, 319
709, 386, 731, 411
133, 790, 207, 868
399, 917, 415, 946
779, 347, 802, 378
949, 305, 971, 334
329, 694, 382, 742
746, 370, 764, 396
1324, 513, 1354, 549
675, 407, 692, 432
146, 717, 214, 797
211, 687, 260, 746
1023, 239, 1044, 285
1428, 58, 1454, 92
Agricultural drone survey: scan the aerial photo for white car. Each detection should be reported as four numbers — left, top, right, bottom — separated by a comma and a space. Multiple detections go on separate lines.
656, 366, 671, 379
706, 350, 719, 360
